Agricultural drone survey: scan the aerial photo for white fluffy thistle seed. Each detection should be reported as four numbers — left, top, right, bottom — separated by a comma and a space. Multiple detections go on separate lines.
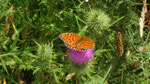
84, 0, 89, 2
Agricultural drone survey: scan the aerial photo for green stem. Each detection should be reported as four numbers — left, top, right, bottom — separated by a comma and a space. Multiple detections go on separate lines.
0, 53, 13, 58
103, 57, 119, 83
46, 0, 55, 21
53, 72, 59, 83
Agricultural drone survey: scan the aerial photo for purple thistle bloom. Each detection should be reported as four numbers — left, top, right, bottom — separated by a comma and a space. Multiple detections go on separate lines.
68, 48, 94, 65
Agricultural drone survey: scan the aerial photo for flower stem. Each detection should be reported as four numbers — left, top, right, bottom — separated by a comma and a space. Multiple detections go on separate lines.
103, 57, 119, 83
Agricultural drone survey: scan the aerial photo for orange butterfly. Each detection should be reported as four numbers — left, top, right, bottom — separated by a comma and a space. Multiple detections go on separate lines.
59, 33, 95, 51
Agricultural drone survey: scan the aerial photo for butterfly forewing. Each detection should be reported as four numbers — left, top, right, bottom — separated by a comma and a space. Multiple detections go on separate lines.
79, 37, 95, 50
59, 33, 81, 45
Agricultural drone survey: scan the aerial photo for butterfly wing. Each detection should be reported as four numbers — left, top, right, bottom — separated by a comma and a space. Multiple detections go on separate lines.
66, 43, 85, 51
59, 33, 95, 51
59, 33, 81, 45
78, 37, 95, 50
66, 37, 95, 51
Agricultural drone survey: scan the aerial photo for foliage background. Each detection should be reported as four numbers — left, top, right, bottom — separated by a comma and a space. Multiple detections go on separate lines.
0, 0, 150, 84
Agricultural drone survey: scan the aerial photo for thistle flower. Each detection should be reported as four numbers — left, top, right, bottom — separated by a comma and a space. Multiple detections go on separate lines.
68, 48, 94, 65
59, 33, 95, 65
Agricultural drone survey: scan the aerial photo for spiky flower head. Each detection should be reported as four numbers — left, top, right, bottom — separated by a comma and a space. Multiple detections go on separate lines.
85, 9, 111, 34
68, 48, 94, 65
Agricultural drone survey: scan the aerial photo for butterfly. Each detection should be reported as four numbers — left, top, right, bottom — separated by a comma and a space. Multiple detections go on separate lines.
59, 33, 95, 51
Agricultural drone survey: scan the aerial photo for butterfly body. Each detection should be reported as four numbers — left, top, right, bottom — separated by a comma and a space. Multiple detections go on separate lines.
75, 35, 85, 47
59, 33, 95, 51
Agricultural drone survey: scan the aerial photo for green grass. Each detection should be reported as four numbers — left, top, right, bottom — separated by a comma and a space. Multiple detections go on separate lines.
0, 0, 150, 84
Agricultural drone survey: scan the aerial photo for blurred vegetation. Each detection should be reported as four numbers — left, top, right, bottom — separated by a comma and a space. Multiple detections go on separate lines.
0, 0, 150, 84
